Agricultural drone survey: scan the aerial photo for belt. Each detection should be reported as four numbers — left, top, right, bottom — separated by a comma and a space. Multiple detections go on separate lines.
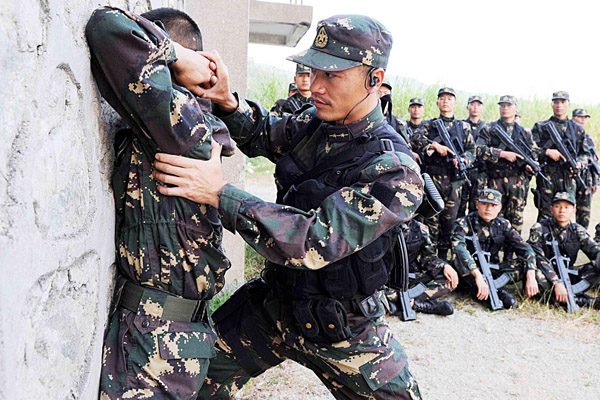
119, 281, 209, 322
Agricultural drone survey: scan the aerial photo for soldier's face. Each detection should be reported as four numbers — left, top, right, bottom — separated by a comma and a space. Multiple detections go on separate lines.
476, 201, 502, 222
294, 73, 311, 92
573, 116, 589, 126
467, 101, 483, 118
551, 201, 575, 224
409, 105, 424, 119
310, 66, 371, 123
552, 99, 570, 118
437, 94, 456, 114
499, 103, 517, 119
379, 86, 391, 97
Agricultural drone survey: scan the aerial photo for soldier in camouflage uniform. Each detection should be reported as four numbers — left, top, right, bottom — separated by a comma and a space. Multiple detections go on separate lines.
451, 189, 543, 310
407, 97, 424, 134
476, 95, 537, 233
386, 220, 458, 317
86, 7, 237, 399
458, 95, 487, 218
515, 109, 522, 125
412, 87, 476, 259
270, 63, 314, 116
571, 108, 597, 228
287, 82, 298, 97
528, 192, 600, 309
531, 91, 592, 222
154, 15, 423, 399
379, 80, 411, 145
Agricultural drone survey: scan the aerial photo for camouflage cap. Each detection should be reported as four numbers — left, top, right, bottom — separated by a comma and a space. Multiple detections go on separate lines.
552, 91, 570, 101
409, 97, 424, 107
478, 188, 502, 205
437, 87, 456, 97
553, 192, 576, 206
515, 110, 521, 117
295, 63, 311, 74
288, 82, 297, 92
468, 95, 483, 104
381, 80, 392, 90
498, 95, 517, 105
287, 15, 393, 72
573, 108, 590, 118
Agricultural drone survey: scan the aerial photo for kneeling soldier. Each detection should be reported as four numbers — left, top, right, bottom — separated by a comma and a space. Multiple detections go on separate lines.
452, 189, 541, 310
528, 192, 600, 311
386, 219, 459, 318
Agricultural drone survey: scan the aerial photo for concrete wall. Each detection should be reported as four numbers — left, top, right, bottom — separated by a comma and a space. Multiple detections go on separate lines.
0, 0, 242, 398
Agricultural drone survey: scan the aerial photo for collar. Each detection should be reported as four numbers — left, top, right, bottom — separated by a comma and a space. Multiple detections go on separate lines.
550, 115, 568, 124
498, 118, 514, 129
323, 105, 385, 143
550, 217, 570, 232
294, 92, 313, 104
439, 115, 455, 123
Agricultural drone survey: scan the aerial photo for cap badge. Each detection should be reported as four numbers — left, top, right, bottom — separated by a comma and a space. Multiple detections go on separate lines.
315, 27, 328, 48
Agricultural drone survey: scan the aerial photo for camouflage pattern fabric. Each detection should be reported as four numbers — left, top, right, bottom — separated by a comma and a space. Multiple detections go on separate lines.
458, 118, 486, 218
595, 222, 600, 243
575, 133, 598, 228
86, 7, 233, 398
527, 218, 600, 289
411, 116, 476, 255
531, 116, 591, 221
270, 92, 314, 117
198, 290, 421, 399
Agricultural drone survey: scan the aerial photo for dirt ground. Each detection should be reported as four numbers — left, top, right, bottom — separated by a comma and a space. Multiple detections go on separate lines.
238, 177, 600, 399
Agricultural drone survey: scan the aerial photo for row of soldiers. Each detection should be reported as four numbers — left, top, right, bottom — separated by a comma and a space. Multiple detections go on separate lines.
272, 71, 600, 318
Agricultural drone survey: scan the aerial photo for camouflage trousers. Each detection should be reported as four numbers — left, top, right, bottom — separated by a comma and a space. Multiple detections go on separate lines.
458, 169, 486, 219
487, 173, 530, 233
426, 174, 464, 257
575, 169, 595, 229
535, 168, 576, 222
100, 285, 217, 400
537, 262, 600, 303
198, 283, 422, 399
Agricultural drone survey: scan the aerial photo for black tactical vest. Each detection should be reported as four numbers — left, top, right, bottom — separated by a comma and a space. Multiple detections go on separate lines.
540, 219, 580, 267
405, 221, 424, 273
266, 120, 413, 301
466, 213, 506, 264
423, 118, 466, 178
485, 120, 529, 177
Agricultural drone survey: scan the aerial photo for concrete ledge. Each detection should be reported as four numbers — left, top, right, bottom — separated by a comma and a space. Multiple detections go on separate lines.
249, 0, 312, 47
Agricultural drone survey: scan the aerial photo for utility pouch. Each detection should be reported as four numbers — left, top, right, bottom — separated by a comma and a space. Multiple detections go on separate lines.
356, 293, 382, 319
292, 299, 320, 339
314, 299, 352, 342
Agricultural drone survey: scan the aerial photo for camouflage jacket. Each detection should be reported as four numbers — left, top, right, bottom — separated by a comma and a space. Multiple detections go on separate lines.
531, 116, 590, 170
464, 118, 485, 142
528, 218, 600, 284
270, 92, 314, 116
411, 115, 476, 174
86, 7, 234, 300
215, 100, 423, 270
476, 119, 537, 174
451, 212, 536, 275
403, 220, 447, 276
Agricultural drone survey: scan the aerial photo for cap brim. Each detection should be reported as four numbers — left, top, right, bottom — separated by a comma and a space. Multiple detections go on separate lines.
287, 48, 362, 72
478, 199, 500, 205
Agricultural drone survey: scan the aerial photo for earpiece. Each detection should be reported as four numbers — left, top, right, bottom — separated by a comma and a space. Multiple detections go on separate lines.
367, 67, 379, 88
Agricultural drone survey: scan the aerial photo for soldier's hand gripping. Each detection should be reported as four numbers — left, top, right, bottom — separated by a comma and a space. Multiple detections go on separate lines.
554, 282, 568, 303
474, 273, 490, 300
499, 151, 523, 163
443, 264, 459, 289
545, 149, 566, 163
430, 141, 454, 157
452, 157, 466, 170
189, 50, 239, 113
153, 140, 226, 208
171, 42, 216, 91
525, 270, 540, 297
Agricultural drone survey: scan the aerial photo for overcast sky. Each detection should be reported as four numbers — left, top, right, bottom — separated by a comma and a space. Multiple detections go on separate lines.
249, 0, 600, 104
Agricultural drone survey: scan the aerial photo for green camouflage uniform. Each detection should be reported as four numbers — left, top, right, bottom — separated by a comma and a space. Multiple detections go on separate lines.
532, 110, 591, 222
412, 112, 475, 257
451, 211, 543, 300
459, 117, 486, 218
477, 118, 536, 233
528, 218, 600, 297
86, 7, 235, 399
270, 92, 314, 116
199, 15, 423, 400
575, 133, 597, 228
386, 220, 454, 307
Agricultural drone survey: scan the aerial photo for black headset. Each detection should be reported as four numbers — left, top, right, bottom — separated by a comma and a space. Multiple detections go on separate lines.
367, 67, 379, 88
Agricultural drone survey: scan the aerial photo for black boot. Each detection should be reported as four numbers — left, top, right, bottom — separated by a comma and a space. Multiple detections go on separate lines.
497, 288, 517, 309
575, 294, 597, 309
413, 299, 454, 316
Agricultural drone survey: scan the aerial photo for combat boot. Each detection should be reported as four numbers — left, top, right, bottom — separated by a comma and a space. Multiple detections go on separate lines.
497, 288, 517, 309
413, 299, 454, 316
574, 294, 600, 309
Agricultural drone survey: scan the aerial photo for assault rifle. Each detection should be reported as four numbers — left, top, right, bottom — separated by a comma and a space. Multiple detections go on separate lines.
466, 219, 510, 310
388, 231, 423, 321
587, 142, 600, 177
546, 233, 590, 313
433, 119, 471, 187
542, 121, 587, 189
491, 124, 550, 184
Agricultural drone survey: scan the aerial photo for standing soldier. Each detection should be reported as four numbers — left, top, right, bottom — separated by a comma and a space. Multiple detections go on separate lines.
386, 219, 459, 317
379, 80, 411, 145
407, 97, 425, 134
452, 189, 542, 310
515, 109, 522, 125
287, 82, 298, 97
476, 95, 536, 233
528, 192, 600, 310
459, 95, 486, 218
572, 108, 597, 228
412, 87, 475, 259
154, 15, 424, 399
270, 63, 313, 116
531, 91, 591, 221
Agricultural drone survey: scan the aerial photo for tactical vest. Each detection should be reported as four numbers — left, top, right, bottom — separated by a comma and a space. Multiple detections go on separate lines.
465, 213, 506, 264
540, 219, 580, 267
423, 118, 466, 179
265, 120, 413, 302
405, 221, 423, 273
485, 121, 529, 178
